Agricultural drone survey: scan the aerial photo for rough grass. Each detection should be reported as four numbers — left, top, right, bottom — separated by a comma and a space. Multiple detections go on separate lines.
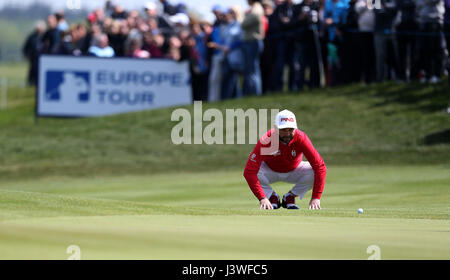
0, 63, 449, 181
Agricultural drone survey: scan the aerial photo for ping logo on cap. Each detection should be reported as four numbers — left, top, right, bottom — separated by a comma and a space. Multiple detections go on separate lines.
275, 109, 298, 129
280, 117, 295, 122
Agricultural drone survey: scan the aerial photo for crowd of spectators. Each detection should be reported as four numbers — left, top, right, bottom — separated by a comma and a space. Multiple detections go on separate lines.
23, 0, 450, 102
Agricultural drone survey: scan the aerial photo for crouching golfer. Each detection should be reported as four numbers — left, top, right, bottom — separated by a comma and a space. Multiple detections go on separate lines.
244, 110, 327, 210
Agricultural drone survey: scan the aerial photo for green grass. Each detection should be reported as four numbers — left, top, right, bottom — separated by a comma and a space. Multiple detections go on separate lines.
0, 168, 449, 259
0, 65, 449, 180
0, 19, 33, 62
0, 63, 449, 259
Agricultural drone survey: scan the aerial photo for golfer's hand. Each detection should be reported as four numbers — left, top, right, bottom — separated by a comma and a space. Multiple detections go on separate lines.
260, 197, 273, 210
309, 198, 321, 210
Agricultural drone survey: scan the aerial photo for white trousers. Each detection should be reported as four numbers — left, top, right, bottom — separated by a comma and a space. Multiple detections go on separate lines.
257, 161, 314, 200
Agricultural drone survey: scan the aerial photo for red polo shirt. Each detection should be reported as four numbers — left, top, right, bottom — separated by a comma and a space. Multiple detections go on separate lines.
243, 128, 327, 200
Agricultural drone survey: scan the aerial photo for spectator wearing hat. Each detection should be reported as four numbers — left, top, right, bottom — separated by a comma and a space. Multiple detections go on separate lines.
144, 1, 173, 34
212, 4, 225, 27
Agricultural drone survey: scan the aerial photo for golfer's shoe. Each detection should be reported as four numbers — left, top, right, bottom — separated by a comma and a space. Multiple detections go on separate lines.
269, 192, 281, 209
282, 193, 299, 209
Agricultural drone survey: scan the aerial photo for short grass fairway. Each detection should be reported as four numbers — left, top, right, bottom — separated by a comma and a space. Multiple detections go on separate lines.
0, 167, 449, 260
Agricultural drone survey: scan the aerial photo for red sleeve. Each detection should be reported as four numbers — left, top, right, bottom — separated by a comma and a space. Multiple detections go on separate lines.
243, 141, 266, 200
262, 16, 268, 36
298, 132, 327, 199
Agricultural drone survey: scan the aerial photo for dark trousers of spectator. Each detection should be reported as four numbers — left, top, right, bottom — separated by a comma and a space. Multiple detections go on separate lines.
359, 32, 375, 84
191, 71, 209, 102
326, 40, 342, 86
242, 40, 263, 96
27, 55, 39, 86
445, 23, 450, 82
341, 31, 363, 84
374, 32, 399, 82
297, 32, 320, 90
221, 59, 242, 100
396, 23, 419, 81
418, 22, 445, 78
272, 38, 298, 91
261, 37, 276, 93
445, 23, 450, 54
319, 35, 329, 86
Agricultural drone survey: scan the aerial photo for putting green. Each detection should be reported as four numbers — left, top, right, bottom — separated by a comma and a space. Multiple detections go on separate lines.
0, 215, 448, 260
0, 167, 449, 259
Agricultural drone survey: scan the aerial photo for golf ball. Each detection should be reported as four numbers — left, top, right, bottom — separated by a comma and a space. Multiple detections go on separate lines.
358, 208, 364, 214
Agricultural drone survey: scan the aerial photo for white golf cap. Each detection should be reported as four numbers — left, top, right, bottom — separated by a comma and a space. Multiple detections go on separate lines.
144, 2, 157, 10
169, 13, 190, 26
275, 109, 298, 129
